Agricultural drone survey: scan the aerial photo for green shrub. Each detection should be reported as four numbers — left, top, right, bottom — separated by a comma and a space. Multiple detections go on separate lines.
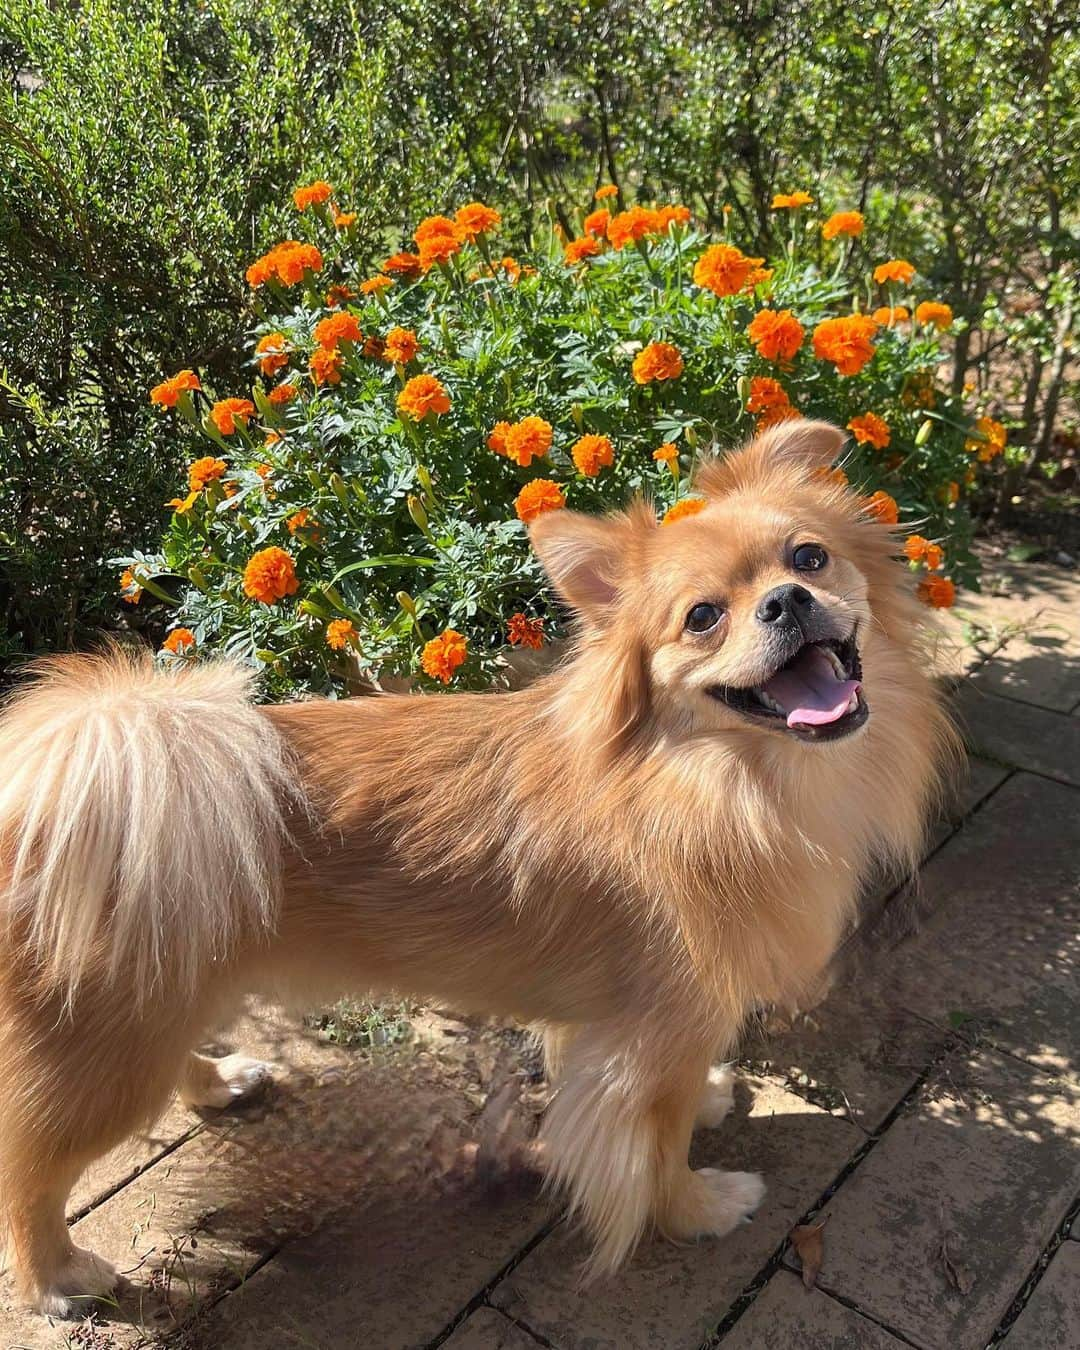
120, 192, 992, 696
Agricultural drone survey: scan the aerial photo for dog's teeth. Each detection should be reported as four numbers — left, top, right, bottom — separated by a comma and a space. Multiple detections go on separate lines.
824, 646, 847, 678
755, 689, 785, 714
846, 691, 858, 713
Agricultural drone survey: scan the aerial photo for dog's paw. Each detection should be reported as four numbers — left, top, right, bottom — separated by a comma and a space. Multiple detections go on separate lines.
696, 1168, 766, 1232
662, 1168, 766, 1243
695, 1064, 735, 1129
33, 1246, 119, 1318
183, 1054, 273, 1111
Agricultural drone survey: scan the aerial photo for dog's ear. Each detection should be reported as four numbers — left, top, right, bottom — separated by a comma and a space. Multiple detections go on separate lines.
697, 419, 847, 495
529, 506, 648, 620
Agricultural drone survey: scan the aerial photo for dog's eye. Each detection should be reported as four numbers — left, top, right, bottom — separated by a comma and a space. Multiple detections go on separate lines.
685, 603, 724, 633
793, 543, 828, 572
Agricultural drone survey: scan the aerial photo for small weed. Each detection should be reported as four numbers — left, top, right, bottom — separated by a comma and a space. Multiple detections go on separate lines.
305, 999, 413, 1050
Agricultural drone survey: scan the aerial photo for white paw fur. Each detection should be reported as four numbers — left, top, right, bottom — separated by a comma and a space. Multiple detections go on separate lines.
34, 1246, 118, 1318
695, 1064, 736, 1129
694, 1168, 767, 1235
184, 1054, 272, 1110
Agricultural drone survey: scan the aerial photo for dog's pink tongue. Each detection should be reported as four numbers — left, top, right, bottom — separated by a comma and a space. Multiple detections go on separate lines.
762, 645, 860, 728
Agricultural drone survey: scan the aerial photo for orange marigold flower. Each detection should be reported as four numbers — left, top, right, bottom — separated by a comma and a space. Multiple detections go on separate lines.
507, 613, 544, 649
242, 546, 299, 604
286, 508, 320, 540
594, 185, 619, 200
326, 284, 357, 308
397, 373, 451, 421
263, 431, 282, 447
656, 204, 692, 230
167, 491, 199, 514
150, 369, 200, 408
310, 347, 343, 386
904, 535, 945, 570
584, 208, 611, 238
564, 236, 602, 265
421, 628, 468, 684
487, 421, 512, 456
746, 376, 791, 415
326, 618, 357, 651
455, 202, 501, 239
662, 497, 707, 525
119, 567, 143, 603
363, 335, 385, 360
209, 399, 255, 436
161, 628, 195, 655
873, 305, 910, 325
360, 275, 394, 295
915, 301, 953, 329
607, 205, 661, 250
501, 416, 553, 467
293, 180, 332, 210
873, 259, 916, 286
965, 416, 1007, 461
812, 314, 879, 376
314, 312, 362, 349
414, 215, 464, 269
268, 382, 298, 406
255, 463, 273, 479
813, 466, 850, 488
864, 490, 899, 525
693, 243, 764, 298
771, 191, 813, 209
383, 250, 423, 278
743, 263, 775, 292
917, 576, 956, 609
822, 210, 864, 240
632, 341, 683, 384
333, 210, 357, 229
255, 332, 290, 376
747, 308, 805, 362
188, 458, 225, 494
383, 327, 419, 366
653, 442, 679, 462
571, 433, 615, 477
848, 412, 891, 450
246, 241, 323, 288
941, 480, 960, 505
514, 478, 566, 523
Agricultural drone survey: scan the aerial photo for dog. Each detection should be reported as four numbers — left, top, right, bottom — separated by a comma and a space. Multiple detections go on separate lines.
0, 419, 955, 1314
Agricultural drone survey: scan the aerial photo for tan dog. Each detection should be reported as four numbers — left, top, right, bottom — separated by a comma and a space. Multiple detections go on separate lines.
0, 420, 955, 1314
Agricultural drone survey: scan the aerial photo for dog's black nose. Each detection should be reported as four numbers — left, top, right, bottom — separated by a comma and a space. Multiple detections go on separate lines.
756, 583, 813, 629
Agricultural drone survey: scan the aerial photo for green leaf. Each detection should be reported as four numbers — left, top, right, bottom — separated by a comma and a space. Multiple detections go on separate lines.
326, 555, 437, 586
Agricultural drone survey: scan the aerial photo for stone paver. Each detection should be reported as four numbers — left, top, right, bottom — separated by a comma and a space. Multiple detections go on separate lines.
880, 772, 1080, 1077
442, 1306, 546, 1350
1002, 1241, 1080, 1349
954, 683, 1080, 787
489, 1077, 861, 1350
721, 1268, 907, 1348
946, 561, 1080, 714
806, 1046, 1080, 1350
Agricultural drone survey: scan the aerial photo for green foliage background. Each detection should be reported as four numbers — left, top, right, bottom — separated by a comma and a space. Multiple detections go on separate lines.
1, 0, 1076, 660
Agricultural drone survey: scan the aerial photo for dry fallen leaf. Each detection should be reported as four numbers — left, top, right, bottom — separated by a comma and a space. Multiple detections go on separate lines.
939, 1206, 976, 1294
790, 1214, 829, 1289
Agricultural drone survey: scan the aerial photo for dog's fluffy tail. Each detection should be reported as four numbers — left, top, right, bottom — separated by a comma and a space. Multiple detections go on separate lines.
0, 645, 300, 1003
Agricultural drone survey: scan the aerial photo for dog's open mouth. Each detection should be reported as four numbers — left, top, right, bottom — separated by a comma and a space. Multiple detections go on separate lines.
708, 635, 868, 742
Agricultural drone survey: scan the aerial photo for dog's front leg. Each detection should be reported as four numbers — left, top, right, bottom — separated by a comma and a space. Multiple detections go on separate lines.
539, 1026, 763, 1275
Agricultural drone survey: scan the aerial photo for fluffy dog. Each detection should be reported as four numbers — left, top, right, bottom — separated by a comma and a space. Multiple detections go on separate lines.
0, 420, 955, 1314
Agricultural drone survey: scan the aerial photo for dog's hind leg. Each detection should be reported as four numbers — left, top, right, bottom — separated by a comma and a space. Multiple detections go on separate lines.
179, 1051, 272, 1111
0, 978, 203, 1316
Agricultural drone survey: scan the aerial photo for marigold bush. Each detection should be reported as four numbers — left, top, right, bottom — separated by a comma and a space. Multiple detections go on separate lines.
122, 187, 999, 695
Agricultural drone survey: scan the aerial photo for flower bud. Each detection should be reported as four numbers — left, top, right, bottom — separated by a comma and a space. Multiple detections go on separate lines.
685, 425, 699, 448
188, 564, 208, 592
330, 473, 350, 506
407, 494, 429, 532
736, 376, 752, 408
306, 469, 324, 491
396, 591, 417, 617
916, 419, 934, 446
571, 404, 584, 430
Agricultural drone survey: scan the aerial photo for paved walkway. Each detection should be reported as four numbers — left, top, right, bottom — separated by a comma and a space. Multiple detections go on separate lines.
1, 559, 1078, 1350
